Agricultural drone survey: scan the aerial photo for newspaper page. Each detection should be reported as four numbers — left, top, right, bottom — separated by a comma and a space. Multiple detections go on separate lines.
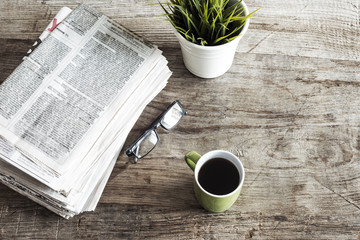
0, 7, 73, 186
0, 4, 161, 184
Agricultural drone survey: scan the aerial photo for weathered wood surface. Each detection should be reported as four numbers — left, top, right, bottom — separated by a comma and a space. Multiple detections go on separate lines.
0, 0, 359, 239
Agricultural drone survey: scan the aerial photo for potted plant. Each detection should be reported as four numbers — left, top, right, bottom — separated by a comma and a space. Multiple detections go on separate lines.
159, 0, 258, 78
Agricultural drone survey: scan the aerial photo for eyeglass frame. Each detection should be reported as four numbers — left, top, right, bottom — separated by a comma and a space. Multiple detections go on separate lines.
125, 100, 186, 163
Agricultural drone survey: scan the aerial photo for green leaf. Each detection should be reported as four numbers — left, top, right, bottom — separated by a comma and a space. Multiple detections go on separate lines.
156, 0, 259, 46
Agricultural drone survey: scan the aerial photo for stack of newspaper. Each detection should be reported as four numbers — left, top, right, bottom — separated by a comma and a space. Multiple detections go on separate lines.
0, 4, 171, 218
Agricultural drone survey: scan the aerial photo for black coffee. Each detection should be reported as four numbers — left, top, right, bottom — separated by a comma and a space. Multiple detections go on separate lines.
198, 158, 240, 195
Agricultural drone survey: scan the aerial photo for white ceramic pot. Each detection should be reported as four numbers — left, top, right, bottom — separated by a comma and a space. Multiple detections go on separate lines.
175, 0, 250, 78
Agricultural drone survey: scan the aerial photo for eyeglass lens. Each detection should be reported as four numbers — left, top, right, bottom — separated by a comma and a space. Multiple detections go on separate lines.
161, 102, 185, 130
134, 130, 159, 159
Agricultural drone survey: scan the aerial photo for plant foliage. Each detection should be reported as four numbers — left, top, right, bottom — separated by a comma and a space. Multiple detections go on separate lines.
158, 0, 258, 46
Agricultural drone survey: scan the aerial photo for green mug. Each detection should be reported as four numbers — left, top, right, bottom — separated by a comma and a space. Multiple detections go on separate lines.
185, 150, 245, 212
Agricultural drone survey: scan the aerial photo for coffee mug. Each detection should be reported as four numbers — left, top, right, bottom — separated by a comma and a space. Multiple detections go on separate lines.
185, 150, 245, 212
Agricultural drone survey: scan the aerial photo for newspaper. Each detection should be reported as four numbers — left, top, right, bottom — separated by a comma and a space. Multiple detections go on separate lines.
0, 3, 171, 218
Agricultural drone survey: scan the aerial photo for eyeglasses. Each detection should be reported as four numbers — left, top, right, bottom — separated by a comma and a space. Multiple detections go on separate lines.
125, 100, 186, 163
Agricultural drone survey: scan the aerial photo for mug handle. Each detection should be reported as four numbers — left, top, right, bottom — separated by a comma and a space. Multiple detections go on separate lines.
185, 151, 202, 171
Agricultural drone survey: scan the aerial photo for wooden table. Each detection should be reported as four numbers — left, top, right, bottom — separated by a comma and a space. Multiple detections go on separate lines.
1, 0, 359, 239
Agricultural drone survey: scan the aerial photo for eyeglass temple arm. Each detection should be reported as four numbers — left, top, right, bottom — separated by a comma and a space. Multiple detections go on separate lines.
133, 147, 140, 163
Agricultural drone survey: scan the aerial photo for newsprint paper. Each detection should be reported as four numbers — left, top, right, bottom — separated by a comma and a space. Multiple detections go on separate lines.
0, 3, 171, 218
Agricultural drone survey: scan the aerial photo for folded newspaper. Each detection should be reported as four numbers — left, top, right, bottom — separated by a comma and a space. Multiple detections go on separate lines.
0, 4, 171, 218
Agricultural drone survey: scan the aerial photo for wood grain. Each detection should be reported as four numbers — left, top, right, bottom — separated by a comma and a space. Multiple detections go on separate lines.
0, 0, 359, 239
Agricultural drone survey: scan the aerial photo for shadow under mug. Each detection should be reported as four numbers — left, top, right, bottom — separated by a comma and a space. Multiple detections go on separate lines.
185, 150, 245, 212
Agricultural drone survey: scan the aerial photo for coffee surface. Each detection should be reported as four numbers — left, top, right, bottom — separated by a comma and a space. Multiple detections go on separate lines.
198, 158, 240, 195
